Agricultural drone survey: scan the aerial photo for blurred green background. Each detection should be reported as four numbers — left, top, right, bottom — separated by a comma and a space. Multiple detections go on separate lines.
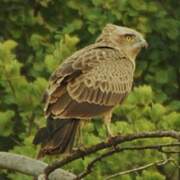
0, 0, 180, 179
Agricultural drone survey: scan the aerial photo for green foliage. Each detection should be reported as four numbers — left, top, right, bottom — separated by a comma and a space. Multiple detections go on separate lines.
137, 170, 165, 180
0, 0, 179, 179
0, 110, 15, 136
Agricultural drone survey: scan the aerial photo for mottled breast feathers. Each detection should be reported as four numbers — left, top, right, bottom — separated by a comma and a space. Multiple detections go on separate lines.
44, 43, 135, 118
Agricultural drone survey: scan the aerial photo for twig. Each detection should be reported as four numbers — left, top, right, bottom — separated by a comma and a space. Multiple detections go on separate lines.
75, 143, 180, 179
105, 158, 175, 180
44, 130, 180, 179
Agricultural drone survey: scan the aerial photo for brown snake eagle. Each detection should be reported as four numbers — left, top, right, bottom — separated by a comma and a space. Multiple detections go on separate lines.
33, 24, 148, 158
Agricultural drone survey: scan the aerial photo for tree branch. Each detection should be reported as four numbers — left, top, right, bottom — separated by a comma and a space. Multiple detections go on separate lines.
105, 158, 176, 180
0, 152, 76, 180
75, 143, 180, 179
43, 130, 180, 179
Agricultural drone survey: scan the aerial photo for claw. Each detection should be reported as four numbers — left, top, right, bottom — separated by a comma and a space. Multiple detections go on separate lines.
72, 144, 87, 159
107, 133, 123, 151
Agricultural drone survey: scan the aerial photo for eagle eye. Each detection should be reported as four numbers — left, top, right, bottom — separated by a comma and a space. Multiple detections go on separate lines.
124, 34, 135, 41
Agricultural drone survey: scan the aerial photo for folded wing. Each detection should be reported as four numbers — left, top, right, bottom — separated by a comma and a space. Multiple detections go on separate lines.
44, 46, 134, 119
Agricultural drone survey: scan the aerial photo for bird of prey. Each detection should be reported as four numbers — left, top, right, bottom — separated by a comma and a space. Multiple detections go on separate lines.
33, 24, 148, 158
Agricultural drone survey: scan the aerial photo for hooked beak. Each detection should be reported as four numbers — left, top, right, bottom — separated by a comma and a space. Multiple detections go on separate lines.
141, 39, 148, 48
134, 40, 148, 50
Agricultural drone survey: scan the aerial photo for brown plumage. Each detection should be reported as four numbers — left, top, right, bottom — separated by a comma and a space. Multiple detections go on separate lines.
33, 24, 148, 158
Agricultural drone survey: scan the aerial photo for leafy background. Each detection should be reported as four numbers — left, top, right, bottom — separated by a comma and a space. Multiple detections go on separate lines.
0, 0, 180, 179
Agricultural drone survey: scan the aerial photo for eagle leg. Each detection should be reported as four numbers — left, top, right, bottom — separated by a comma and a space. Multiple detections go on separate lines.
72, 120, 89, 154
104, 111, 119, 151
104, 111, 114, 137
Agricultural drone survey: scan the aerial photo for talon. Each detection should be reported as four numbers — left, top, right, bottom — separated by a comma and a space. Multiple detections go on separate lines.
107, 136, 119, 151
72, 144, 87, 158
72, 147, 87, 160
107, 136, 116, 144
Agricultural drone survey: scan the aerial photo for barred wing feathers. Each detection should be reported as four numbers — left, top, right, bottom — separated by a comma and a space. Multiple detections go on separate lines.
44, 45, 134, 119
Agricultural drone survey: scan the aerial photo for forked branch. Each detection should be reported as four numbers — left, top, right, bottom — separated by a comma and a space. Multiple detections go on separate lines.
75, 143, 180, 179
105, 158, 178, 180
43, 130, 180, 179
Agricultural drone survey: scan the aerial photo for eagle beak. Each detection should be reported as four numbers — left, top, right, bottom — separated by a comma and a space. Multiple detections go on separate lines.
141, 39, 148, 48
135, 39, 148, 49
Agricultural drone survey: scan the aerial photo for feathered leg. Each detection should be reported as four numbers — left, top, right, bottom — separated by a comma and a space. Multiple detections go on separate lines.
103, 110, 119, 151
72, 119, 89, 152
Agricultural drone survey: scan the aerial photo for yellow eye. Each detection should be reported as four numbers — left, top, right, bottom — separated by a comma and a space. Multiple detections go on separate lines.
125, 34, 135, 41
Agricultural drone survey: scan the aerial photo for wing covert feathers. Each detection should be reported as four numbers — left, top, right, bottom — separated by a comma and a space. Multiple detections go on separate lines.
67, 58, 134, 106
44, 42, 135, 118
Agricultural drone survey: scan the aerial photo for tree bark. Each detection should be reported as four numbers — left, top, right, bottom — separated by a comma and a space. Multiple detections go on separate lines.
0, 152, 76, 180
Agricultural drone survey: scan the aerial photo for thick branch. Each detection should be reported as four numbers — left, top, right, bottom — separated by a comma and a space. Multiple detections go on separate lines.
0, 152, 76, 180
44, 130, 180, 178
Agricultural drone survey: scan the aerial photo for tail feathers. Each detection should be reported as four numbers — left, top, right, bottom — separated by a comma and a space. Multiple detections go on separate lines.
33, 118, 80, 158
33, 127, 49, 145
